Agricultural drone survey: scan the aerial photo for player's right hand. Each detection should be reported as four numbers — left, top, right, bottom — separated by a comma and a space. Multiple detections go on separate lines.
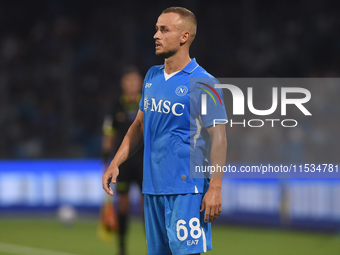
102, 163, 119, 196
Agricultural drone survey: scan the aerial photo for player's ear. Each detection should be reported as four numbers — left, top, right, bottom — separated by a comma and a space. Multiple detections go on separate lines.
180, 31, 189, 45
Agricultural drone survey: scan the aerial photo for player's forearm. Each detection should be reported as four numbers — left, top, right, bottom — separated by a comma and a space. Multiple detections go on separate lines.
208, 125, 227, 185
209, 138, 227, 182
110, 120, 143, 167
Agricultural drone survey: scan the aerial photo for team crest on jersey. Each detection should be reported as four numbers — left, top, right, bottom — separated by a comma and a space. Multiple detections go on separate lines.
175, 85, 188, 96
144, 95, 150, 111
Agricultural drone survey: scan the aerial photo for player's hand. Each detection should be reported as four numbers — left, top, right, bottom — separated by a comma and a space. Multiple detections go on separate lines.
102, 162, 119, 196
200, 186, 222, 223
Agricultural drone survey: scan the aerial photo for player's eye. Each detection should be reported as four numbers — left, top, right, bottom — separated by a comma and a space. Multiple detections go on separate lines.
155, 27, 168, 33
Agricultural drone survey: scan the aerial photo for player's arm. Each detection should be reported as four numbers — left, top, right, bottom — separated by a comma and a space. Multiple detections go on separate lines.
102, 110, 144, 196
200, 124, 227, 223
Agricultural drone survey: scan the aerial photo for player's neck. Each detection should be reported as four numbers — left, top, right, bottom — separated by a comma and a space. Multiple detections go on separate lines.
164, 53, 191, 75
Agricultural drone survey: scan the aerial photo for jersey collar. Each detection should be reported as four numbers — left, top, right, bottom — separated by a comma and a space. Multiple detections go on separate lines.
158, 58, 199, 74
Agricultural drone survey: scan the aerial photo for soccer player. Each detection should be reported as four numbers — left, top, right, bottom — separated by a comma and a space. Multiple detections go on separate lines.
103, 6, 227, 255
102, 67, 144, 255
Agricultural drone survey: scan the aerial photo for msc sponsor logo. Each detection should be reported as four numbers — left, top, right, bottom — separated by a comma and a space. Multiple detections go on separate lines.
144, 95, 150, 111
144, 95, 185, 116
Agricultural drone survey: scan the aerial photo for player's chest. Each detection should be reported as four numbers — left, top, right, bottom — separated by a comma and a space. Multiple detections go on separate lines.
143, 78, 190, 116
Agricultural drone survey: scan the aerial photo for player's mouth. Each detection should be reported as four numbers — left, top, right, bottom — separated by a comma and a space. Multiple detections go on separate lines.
155, 42, 162, 49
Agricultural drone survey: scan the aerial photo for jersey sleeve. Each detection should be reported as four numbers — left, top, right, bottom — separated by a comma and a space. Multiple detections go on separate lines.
139, 84, 145, 112
139, 68, 153, 111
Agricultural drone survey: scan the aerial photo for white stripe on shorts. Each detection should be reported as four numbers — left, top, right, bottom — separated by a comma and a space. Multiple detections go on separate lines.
201, 227, 207, 252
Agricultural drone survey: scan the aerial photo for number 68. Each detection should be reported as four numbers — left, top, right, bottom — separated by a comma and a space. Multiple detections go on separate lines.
176, 218, 202, 241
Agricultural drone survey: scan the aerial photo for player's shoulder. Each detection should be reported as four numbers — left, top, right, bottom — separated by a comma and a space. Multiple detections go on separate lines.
191, 65, 220, 89
148, 64, 163, 73
193, 65, 216, 79
145, 64, 164, 80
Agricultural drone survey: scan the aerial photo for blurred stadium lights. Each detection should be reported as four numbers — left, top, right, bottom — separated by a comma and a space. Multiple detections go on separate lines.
1, 160, 340, 231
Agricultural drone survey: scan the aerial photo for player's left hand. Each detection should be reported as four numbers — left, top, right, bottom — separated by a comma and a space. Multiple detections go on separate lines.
102, 162, 119, 196
200, 186, 222, 223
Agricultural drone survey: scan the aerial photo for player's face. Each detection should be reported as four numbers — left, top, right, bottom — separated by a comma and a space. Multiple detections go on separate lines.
154, 13, 183, 58
121, 73, 142, 95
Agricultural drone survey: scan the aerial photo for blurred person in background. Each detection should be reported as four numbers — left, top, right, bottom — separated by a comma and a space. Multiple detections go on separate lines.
102, 67, 144, 255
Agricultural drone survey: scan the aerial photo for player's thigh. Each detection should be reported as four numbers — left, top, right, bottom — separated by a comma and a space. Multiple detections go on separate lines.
165, 193, 212, 255
144, 195, 172, 255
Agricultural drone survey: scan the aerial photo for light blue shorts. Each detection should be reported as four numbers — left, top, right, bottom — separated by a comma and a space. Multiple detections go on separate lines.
144, 193, 212, 255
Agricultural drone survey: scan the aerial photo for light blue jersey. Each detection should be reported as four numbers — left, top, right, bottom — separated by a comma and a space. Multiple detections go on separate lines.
139, 58, 227, 195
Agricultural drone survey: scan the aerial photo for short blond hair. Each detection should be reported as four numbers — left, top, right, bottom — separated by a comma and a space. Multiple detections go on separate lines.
162, 7, 197, 26
162, 7, 197, 43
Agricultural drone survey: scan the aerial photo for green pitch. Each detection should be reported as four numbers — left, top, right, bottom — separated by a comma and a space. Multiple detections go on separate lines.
0, 217, 339, 255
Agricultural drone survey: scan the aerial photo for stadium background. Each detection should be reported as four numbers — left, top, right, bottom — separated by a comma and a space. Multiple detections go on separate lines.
0, 0, 340, 254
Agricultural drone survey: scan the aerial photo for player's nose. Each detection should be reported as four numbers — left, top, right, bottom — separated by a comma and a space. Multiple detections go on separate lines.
154, 30, 161, 39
